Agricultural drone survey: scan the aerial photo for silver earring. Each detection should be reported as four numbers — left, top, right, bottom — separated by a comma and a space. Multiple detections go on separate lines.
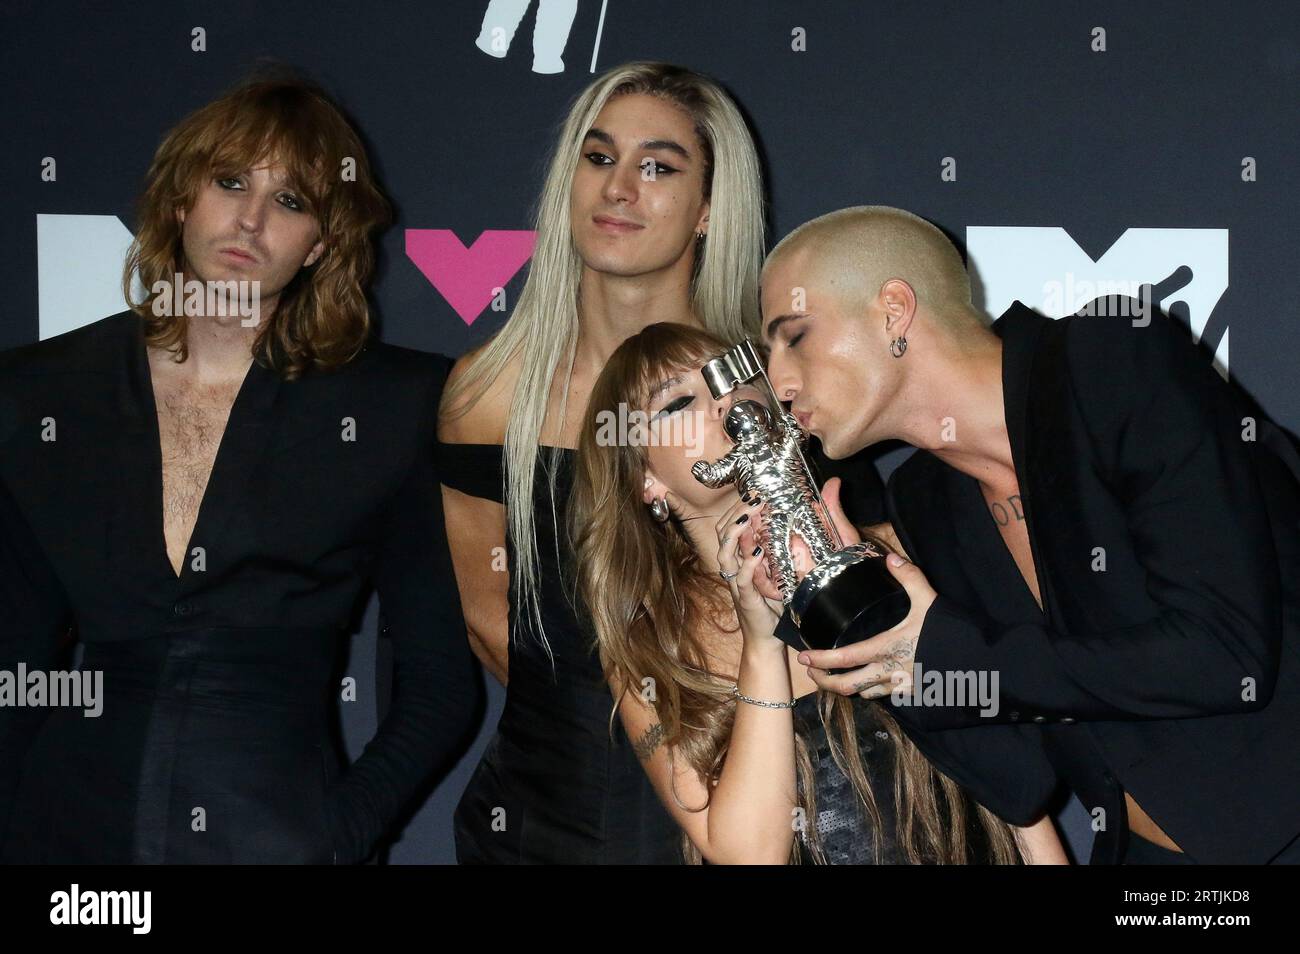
889, 336, 908, 358
695, 230, 705, 241
649, 496, 670, 522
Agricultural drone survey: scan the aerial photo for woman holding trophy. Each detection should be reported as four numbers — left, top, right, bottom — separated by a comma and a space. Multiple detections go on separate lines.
569, 321, 1068, 864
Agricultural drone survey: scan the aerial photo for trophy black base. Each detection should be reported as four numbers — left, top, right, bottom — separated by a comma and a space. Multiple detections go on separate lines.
775, 546, 912, 662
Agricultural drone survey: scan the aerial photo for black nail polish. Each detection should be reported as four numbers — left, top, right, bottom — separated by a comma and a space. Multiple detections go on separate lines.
750, 497, 762, 507
753, 546, 763, 556
735, 514, 749, 525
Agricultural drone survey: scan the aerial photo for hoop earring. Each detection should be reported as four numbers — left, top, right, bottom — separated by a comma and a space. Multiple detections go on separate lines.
649, 496, 670, 522
889, 336, 908, 358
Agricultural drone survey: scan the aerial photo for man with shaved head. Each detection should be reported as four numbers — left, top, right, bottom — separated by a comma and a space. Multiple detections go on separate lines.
760, 205, 1300, 864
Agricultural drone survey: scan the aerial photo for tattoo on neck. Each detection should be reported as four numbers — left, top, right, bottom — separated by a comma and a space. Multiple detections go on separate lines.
989, 493, 1025, 526
633, 722, 665, 761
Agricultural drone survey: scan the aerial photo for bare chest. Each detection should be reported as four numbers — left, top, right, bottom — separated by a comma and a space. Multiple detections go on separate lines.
980, 484, 1043, 611
153, 377, 243, 576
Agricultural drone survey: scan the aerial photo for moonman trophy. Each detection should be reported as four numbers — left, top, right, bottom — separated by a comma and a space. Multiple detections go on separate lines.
692, 340, 910, 652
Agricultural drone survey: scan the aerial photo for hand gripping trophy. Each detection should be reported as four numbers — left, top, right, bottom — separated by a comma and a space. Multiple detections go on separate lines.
692, 340, 910, 652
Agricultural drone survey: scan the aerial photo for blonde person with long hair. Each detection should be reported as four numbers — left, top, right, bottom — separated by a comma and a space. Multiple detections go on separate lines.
440, 61, 754, 864
568, 322, 1069, 864
439, 62, 884, 863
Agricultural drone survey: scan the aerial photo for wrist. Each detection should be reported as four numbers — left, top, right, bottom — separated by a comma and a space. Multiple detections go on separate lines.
730, 683, 796, 709
740, 631, 788, 659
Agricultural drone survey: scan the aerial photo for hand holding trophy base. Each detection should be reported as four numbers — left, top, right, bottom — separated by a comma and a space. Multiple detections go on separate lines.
692, 340, 910, 653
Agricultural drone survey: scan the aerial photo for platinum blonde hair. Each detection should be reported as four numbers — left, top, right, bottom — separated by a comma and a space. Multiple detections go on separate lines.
764, 205, 986, 342
441, 61, 766, 660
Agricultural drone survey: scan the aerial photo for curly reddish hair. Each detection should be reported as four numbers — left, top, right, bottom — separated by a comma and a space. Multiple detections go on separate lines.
122, 67, 391, 379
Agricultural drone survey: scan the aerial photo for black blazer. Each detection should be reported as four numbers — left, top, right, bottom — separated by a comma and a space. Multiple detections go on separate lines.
884, 299, 1300, 864
0, 310, 480, 863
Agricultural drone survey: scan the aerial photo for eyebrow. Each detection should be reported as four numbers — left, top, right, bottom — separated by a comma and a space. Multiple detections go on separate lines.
583, 128, 692, 161
239, 165, 298, 190
646, 373, 684, 403
763, 313, 808, 345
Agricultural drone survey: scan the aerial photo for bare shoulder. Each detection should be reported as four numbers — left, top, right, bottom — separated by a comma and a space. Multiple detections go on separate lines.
438, 340, 521, 445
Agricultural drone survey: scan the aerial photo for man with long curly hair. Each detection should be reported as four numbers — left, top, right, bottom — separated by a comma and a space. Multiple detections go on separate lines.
0, 72, 479, 863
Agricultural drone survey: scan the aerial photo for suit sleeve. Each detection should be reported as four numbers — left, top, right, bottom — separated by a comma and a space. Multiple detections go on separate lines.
0, 473, 73, 850
888, 705, 1060, 825
905, 307, 1287, 731
324, 357, 483, 864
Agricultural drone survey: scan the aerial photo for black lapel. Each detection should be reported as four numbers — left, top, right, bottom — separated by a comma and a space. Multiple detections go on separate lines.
111, 314, 174, 588
181, 355, 280, 583
992, 301, 1062, 621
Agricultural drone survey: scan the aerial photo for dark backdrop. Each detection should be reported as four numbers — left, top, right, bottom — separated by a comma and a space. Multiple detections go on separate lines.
2, 0, 1296, 863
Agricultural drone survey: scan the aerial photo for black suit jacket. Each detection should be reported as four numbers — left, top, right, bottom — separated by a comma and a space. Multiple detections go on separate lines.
0, 310, 480, 863
884, 299, 1300, 864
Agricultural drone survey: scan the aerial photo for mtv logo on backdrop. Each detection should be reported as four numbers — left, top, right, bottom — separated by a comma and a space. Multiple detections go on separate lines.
37, 214, 145, 341
34, 213, 540, 339
966, 227, 1230, 378
37, 215, 1233, 385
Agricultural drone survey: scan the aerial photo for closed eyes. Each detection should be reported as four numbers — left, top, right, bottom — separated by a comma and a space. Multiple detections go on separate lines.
654, 395, 694, 419
654, 387, 764, 420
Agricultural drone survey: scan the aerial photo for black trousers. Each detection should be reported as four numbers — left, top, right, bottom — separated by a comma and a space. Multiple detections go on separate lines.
2, 627, 338, 864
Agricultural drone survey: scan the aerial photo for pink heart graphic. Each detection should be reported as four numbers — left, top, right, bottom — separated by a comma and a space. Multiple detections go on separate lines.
405, 229, 537, 326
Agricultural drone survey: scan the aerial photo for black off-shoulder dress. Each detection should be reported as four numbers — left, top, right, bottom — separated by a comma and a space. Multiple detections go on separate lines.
441, 442, 682, 863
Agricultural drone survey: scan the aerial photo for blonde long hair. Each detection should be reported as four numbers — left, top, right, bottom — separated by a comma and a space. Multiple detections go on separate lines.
570, 323, 1022, 864
438, 61, 766, 660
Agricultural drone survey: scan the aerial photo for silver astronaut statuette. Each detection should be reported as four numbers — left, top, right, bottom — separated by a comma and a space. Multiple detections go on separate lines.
692, 340, 910, 653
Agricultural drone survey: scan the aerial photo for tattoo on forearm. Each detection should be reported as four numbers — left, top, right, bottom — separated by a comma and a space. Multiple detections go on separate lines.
989, 494, 1025, 526
633, 722, 665, 761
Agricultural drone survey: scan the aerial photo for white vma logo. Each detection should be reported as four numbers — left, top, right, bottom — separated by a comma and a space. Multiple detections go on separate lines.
474, 0, 610, 74
37, 213, 145, 341
966, 227, 1230, 378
